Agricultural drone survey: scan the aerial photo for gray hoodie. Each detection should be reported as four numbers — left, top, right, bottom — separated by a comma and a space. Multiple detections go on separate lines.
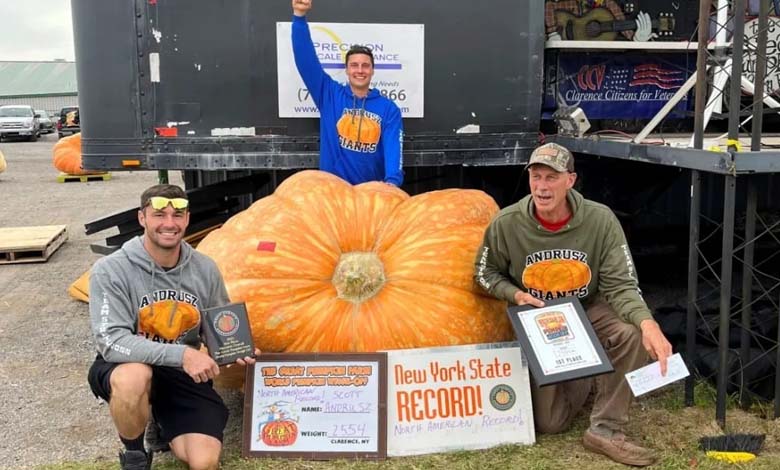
89, 236, 230, 367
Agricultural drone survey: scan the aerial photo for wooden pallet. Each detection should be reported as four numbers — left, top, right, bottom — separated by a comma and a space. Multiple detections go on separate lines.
57, 173, 112, 183
0, 225, 68, 264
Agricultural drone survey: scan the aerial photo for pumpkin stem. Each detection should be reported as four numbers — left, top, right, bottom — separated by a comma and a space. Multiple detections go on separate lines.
332, 252, 386, 303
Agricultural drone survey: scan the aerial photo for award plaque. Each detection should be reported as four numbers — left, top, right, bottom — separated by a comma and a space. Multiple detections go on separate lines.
508, 297, 613, 386
201, 302, 255, 366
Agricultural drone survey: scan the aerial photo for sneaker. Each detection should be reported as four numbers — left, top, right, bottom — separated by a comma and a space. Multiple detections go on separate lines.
145, 418, 170, 453
119, 449, 152, 470
582, 429, 656, 467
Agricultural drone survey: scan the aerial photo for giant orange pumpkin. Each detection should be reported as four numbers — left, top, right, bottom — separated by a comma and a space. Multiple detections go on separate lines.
197, 170, 510, 354
52, 133, 102, 175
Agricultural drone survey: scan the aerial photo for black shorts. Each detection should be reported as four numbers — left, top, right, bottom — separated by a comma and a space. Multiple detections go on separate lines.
87, 355, 229, 442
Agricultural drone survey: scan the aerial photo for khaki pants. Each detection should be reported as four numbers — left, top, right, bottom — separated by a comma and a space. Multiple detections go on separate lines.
531, 300, 648, 434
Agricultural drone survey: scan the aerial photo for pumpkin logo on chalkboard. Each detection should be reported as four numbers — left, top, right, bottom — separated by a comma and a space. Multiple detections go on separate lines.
213, 310, 239, 337
257, 401, 299, 447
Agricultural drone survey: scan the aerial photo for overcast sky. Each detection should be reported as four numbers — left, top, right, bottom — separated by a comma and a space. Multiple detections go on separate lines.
0, 0, 74, 61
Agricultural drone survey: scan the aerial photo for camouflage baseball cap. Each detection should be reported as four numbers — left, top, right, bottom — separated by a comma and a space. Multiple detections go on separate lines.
525, 143, 575, 172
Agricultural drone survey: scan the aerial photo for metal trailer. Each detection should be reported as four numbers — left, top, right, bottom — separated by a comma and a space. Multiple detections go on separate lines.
71, 0, 543, 197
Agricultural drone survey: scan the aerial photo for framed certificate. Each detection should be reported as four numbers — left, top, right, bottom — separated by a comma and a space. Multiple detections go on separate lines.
507, 297, 613, 386
242, 353, 387, 460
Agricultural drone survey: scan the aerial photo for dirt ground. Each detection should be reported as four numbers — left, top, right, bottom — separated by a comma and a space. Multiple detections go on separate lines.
0, 136, 244, 469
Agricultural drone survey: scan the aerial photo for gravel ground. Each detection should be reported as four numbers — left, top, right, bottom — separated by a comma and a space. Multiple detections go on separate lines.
0, 135, 245, 470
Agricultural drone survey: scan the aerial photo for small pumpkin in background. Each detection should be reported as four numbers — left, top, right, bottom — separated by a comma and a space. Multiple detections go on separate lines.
0, 150, 6, 173
52, 133, 101, 175
198, 170, 510, 359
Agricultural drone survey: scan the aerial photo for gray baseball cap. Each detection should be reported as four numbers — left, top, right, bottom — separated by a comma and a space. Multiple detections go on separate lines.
525, 143, 575, 172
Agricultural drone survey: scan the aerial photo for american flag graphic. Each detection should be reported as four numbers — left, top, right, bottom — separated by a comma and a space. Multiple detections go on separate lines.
604, 64, 684, 90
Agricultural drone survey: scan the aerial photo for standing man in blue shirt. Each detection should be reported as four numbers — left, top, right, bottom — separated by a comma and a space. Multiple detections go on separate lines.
291, 0, 404, 186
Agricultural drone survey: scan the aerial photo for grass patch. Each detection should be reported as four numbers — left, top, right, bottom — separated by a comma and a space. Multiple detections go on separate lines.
640, 380, 732, 411
36, 381, 780, 470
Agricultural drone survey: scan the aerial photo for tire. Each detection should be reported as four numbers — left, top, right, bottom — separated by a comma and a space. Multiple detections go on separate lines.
58, 132, 64, 138
28, 132, 38, 142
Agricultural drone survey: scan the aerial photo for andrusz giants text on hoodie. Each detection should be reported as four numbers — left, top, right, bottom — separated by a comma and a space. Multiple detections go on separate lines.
89, 236, 230, 367
474, 189, 652, 328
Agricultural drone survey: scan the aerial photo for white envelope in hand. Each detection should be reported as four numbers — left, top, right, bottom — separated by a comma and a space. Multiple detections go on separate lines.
625, 352, 690, 397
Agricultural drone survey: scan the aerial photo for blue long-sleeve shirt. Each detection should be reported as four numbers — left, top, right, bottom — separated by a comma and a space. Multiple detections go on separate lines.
292, 15, 404, 186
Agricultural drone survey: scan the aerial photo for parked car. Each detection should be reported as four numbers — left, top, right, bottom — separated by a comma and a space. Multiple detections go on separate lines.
0, 105, 41, 142
36, 110, 55, 134
57, 106, 80, 138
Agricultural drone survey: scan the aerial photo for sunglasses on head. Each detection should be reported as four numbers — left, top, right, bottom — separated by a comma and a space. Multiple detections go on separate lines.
147, 196, 189, 210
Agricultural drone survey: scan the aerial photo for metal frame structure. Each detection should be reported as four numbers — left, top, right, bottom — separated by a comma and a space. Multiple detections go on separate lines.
79, 132, 538, 170
552, 0, 780, 427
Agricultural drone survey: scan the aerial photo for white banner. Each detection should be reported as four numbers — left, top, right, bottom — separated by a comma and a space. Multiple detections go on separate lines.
276, 22, 424, 118
386, 343, 535, 456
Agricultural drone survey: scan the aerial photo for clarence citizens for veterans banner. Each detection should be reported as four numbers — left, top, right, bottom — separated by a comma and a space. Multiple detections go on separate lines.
544, 52, 694, 119
386, 343, 534, 456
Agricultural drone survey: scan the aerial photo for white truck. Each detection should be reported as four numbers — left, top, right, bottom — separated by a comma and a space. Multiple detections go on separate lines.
0, 105, 41, 142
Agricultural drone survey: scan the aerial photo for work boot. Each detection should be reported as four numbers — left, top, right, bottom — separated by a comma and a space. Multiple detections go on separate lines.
145, 418, 170, 453
583, 429, 656, 467
119, 449, 152, 470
